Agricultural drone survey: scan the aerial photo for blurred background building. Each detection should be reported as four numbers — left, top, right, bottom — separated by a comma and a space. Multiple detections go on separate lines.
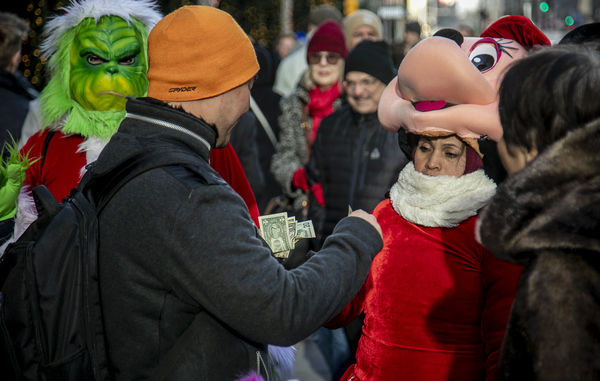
1, 0, 598, 92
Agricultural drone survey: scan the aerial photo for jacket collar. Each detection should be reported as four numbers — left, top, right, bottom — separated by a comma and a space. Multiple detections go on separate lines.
0, 69, 38, 99
123, 97, 217, 159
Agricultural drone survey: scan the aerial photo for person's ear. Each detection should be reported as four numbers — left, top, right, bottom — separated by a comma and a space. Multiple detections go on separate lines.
525, 144, 538, 164
8, 50, 21, 73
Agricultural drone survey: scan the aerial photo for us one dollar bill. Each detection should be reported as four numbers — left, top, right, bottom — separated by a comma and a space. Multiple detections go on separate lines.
258, 212, 315, 258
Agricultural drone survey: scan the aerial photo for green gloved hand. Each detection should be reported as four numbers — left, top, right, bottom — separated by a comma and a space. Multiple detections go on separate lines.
0, 140, 31, 221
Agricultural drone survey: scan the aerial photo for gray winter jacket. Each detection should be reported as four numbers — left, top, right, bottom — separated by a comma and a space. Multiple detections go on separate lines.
96, 97, 382, 380
270, 75, 343, 211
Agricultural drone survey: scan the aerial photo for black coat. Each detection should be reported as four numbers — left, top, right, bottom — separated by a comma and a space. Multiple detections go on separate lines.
251, 44, 284, 213
96, 97, 383, 380
230, 111, 265, 197
307, 104, 409, 240
0, 69, 37, 150
478, 119, 600, 381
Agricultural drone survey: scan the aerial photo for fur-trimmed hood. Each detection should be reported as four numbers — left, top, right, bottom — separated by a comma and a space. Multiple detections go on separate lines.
477, 119, 600, 264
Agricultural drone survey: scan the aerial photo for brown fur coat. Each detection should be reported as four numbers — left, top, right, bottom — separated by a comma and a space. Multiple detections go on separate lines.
477, 119, 600, 380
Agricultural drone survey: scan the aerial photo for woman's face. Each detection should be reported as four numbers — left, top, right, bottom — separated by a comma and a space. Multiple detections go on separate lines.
308, 51, 344, 90
413, 135, 467, 177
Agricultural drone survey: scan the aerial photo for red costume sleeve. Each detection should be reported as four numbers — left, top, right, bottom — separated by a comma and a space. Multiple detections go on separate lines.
480, 248, 522, 380
209, 143, 260, 226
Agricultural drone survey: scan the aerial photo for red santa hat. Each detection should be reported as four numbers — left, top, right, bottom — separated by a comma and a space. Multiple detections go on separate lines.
480, 15, 551, 49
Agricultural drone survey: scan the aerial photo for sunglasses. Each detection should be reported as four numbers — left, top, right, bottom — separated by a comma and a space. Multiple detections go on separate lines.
308, 52, 342, 65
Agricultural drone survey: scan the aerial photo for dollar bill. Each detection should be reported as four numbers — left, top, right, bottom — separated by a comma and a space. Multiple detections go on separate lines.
273, 250, 290, 259
296, 220, 316, 239
287, 217, 297, 248
259, 212, 293, 254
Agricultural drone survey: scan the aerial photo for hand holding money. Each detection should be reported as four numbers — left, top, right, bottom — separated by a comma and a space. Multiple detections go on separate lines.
349, 209, 382, 238
258, 212, 315, 258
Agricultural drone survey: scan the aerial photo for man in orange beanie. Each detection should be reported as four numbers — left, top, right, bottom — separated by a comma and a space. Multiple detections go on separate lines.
93, 6, 383, 380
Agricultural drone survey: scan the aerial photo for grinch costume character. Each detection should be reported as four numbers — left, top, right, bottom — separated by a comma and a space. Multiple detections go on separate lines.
326, 16, 550, 381
0, 0, 161, 245
0, 0, 260, 247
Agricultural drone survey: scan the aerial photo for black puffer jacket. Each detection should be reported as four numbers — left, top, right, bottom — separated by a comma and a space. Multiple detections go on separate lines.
96, 97, 383, 381
477, 119, 600, 381
307, 104, 409, 240
0, 69, 37, 149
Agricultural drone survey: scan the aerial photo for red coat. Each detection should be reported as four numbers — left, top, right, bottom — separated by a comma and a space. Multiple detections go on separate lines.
21, 129, 86, 202
20, 130, 259, 226
327, 199, 521, 381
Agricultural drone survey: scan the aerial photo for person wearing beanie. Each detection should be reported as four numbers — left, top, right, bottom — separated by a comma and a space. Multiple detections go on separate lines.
92, 5, 384, 381
302, 39, 409, 378
273, 4, 343, 97
342, 9, 383, 50
271, 20, 347, 217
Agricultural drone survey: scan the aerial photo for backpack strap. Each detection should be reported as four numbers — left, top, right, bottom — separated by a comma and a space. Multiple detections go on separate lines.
81, 150, 201, 212
39, 130, 56, 176
250, 96, 278, 148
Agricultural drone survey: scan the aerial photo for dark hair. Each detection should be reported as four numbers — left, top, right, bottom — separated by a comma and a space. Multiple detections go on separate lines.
405, 21, 421, 35
498, 45, 600, 154
0, 12, 29, 70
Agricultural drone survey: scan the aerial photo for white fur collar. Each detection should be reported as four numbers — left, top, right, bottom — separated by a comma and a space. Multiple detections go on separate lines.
78, 136, 108, 165
390, 162, 496, 228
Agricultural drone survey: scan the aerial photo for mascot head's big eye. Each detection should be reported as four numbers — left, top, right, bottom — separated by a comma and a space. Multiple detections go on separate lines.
468, 37, 502, 73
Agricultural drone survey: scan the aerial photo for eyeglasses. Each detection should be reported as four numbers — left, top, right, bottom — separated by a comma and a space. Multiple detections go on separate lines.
343, 77, 379, 90
308, 52, 342, 65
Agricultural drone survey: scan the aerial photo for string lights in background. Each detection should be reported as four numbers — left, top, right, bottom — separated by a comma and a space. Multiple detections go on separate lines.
17, 0, 339, 90
21, 0, 64, 90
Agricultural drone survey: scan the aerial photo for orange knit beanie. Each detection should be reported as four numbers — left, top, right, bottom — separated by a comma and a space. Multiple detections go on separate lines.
147, 6, 259, 101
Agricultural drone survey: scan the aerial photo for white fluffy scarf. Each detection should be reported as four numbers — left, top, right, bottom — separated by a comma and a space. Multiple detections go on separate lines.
390, 162, 496, 228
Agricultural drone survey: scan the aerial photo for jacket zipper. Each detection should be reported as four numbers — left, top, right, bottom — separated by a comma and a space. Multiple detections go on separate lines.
125, 113, 211, 152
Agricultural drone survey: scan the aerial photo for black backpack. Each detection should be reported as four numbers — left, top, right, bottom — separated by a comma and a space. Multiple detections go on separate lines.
0, 150, 199, 380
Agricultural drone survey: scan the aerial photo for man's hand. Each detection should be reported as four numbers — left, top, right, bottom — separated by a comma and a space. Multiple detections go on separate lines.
348, 209, 382, 238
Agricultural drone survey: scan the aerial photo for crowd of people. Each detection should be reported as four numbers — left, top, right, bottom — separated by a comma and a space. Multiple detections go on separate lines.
0, 1, 599, 380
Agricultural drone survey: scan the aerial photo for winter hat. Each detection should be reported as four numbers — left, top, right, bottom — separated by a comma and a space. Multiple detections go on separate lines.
342, 9, 383, 48
307, 20, 348, 59
481, 15, 550, 49
147, 6, 259, 102
344, 40, 395, 84
309, 4, 343, 27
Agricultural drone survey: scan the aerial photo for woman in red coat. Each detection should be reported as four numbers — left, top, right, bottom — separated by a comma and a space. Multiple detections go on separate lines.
327, 133, 521, 381
328, 16, 551, 380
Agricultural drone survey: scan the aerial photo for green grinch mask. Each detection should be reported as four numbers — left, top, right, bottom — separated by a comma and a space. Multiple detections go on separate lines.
40, 15, 150, 139
69, 16, 147, 111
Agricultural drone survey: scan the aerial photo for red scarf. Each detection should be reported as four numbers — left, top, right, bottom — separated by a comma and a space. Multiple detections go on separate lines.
307, 84, 340, 141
